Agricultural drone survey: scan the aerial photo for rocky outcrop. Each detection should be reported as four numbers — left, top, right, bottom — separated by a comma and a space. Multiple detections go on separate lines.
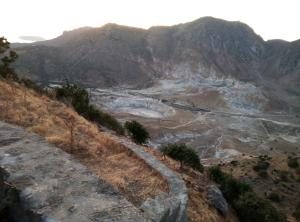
0, 121, 188, 222
207, 185, 229, 216
0, 122, 148, 221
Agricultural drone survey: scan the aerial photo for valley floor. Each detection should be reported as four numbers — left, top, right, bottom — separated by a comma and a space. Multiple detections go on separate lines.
91, 78, 300, 164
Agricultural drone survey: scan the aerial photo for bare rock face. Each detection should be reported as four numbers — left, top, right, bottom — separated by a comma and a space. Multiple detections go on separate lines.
207, 185, 229, 216
0, 122, 148, 222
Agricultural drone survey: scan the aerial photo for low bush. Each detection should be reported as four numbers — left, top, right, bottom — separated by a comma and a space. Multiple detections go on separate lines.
253, 160, 270, 178
234, 192, 286, 222
86, 105, 124, 135
267, 192, 281, 202
288, 157, 299, 169
296, 166, 300, 175
253, 161, 270, 172
124, 120, 149, 144
230, 160, 239, 166
293, 202, 300, 222
209, 166, 227, 184
221, 176, 252, 203
278, 170, 289, 182
162, 143, 203, 172
209, 166, 251, 202
258, 170, 269, 178
259, 155, 272, 161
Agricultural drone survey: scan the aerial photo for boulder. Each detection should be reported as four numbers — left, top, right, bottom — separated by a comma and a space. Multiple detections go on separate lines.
207, 185, 229, 216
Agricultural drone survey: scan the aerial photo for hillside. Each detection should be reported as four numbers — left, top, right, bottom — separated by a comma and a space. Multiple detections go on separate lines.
0, 80, 169, 204
0, 79, 237, 221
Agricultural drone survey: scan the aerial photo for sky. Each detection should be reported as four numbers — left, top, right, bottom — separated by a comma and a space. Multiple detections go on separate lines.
1, 0, 300, 42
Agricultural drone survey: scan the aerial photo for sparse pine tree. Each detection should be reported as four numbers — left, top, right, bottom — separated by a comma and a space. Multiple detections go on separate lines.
161, 143, 203, 172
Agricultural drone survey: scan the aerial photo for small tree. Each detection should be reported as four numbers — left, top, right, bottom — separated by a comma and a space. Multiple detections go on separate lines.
0, 37, 18, 80
162, 143, 203, 172
124, 120, 149, 144
64, 115, 76, 153
55, 83, 89, 114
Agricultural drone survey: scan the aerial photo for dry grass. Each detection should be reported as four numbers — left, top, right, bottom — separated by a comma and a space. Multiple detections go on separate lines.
0, 80, 168, 205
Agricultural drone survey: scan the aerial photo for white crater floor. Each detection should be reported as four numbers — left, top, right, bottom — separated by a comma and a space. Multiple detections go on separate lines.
92, 91, 175, 118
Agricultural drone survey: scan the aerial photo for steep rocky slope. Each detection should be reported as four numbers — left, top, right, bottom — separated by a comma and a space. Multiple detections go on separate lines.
0, 80, 169, 205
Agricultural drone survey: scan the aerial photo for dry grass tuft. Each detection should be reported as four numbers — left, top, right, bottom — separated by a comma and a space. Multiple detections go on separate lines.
0, 80, 168, 205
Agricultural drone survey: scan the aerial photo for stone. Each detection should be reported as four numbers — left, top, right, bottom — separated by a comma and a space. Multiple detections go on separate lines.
207, 185, 229, 216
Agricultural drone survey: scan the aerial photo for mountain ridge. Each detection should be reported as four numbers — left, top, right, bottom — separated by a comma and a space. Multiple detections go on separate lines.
12, 16, 300, 113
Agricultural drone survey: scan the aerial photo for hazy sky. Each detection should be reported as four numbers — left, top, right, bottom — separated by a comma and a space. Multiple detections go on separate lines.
2, 0, 300, 42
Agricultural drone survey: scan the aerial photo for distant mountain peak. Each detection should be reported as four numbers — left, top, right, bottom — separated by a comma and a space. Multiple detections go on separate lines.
13, 17, 300, 107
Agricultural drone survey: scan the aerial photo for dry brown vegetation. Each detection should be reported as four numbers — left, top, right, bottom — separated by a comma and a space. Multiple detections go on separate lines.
0, 80, 168, 205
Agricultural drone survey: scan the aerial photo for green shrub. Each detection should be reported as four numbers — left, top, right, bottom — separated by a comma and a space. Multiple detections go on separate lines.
209, 166, 251, 202
221, 176, 252, 203
258, 170, 269, 178
293, 202, 300, 222
259, 155, 272, 161
234, 192, 287, 222
296, 166, 300, 175
230, 160, 239, 166
253, 161, 270, 172
253, 160, 269, 178
124, 120, 149, 144
0, 37, 18, 80
288, 157, 299, 169
208, 166, 228, 184
278, 171, 289, 182
86, 105, 124, 135
267, 192, 281, 202
55, 83, 89, 114
162, 143, 203, 172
